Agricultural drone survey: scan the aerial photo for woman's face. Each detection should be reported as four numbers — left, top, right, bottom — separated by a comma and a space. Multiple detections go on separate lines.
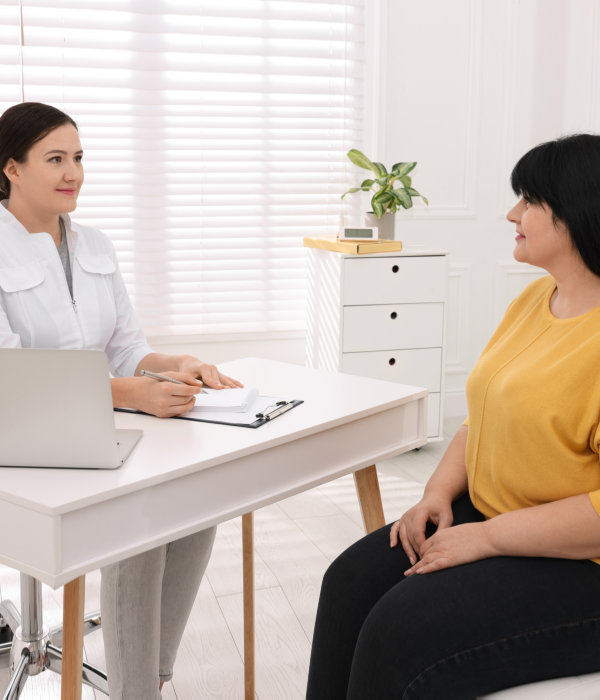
506, 197, 574, 272
4, 123, 83, 216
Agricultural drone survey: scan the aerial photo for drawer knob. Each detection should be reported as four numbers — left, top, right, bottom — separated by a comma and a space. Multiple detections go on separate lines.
388, 358, 396, 366
392, 265, 399, 273
390, 311, 397, 320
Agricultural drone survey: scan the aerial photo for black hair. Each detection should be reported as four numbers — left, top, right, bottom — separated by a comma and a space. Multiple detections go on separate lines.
511, 133, 600, 277
0, 102, 78, 196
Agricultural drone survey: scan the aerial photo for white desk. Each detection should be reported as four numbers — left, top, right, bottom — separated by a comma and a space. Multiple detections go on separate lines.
0, 358, 427, 698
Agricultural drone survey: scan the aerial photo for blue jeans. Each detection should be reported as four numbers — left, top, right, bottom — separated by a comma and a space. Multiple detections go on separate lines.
306, 496, 600, 699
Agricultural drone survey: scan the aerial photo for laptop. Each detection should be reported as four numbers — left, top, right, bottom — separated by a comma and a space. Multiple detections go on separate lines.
0, 348, 143, 468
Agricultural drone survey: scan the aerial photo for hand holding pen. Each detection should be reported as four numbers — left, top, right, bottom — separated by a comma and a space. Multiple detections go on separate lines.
136, 362, 242, 418
140, 369, 208, 393
135, 369, 207, 418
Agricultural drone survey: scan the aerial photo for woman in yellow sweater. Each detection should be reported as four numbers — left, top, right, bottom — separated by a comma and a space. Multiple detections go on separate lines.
306, 133, 600, 699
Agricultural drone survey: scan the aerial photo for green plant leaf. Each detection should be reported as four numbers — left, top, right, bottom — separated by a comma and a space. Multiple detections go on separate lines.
391, 162, 417, 178
372, 199, 385, 218
375, 191, 394, 204
346, 149, 377, 172
372, 161, 387, 177
343, 150, 428, 207
340, 187, 363, 199
392, 188, 413, 209
405, 187, 429, 205
371, 190, 394, 217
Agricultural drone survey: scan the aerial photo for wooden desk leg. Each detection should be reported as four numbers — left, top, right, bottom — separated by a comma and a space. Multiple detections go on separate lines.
61, 575, 85, 700
354, 464, 386, 533
242, 512, 255, 700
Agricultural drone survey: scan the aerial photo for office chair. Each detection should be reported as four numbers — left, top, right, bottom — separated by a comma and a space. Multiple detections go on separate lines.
0, 572, 108, 699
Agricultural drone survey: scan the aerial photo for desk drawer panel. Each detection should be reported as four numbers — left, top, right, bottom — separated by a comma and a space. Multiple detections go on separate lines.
342, 348, 442, 392
343, 303, 443, 352
343, 256, 447, 305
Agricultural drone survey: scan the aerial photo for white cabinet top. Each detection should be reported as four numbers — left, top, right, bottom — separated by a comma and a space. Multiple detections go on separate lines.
333, 247, 448, 259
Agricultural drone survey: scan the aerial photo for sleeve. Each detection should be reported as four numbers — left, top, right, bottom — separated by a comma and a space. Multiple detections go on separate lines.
103, 248, 153, 378
0, 300, 22, 348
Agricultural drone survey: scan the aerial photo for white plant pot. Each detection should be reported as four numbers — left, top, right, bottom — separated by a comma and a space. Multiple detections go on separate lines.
363, 211, 395, 240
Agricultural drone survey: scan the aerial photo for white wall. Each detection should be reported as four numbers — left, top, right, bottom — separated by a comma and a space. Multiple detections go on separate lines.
147, 332, 306, 367
375, 0, 600, 414
156, 0, 600, 415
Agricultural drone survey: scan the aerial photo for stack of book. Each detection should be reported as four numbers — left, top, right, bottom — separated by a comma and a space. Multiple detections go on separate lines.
303, 236, 403, 255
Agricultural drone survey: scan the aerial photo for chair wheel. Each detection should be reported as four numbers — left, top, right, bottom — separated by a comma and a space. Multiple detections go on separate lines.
0, 626, 13, 643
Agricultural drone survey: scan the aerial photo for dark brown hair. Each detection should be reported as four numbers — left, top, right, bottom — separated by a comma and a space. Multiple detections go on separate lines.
511, 134, 600, 278
0, 102, 78, 196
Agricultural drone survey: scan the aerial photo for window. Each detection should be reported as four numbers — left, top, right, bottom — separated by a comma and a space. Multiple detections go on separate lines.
2, 0, 366, 339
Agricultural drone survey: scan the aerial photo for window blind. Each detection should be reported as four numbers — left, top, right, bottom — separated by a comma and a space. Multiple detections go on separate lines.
0, 3, 21, 111
5, 0, 366, 339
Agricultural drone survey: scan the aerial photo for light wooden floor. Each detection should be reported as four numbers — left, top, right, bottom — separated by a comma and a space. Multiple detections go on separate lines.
0, 417, 463, 699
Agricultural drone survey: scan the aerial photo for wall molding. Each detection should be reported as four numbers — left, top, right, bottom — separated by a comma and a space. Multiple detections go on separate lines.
494, 260, 545, 321
397, 0, 483, 220
496, 0, 520, 219
445, 390, 468, 418
445, 262, 472, 375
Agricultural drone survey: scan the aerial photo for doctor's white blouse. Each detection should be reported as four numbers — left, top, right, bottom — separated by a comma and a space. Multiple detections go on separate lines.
0, 201, 151, 377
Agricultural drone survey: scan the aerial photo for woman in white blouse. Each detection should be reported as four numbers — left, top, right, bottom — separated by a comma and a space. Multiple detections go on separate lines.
0, 101, 241, 699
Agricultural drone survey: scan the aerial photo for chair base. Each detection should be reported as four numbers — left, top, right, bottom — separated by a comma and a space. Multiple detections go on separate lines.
0, 573, 108, 699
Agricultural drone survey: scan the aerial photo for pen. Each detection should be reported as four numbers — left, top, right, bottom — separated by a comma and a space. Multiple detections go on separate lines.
140, 369, 208, 392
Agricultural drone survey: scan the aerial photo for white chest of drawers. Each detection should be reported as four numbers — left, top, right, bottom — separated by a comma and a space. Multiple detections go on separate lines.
306, 247, 447, 439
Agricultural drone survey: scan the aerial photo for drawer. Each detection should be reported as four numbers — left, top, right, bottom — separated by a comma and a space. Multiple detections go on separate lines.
341, 348, 442, 392
427, 393, 441, 438
343, 255, 447, 305
343, 303, 444, 352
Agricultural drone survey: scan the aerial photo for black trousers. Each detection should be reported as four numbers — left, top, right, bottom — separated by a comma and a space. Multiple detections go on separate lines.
306, 495, 600, 699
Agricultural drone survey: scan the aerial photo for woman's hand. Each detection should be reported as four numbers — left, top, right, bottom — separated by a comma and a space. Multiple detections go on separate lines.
403, 521, 496, 576
176, 357, 243, 390
126, 353, 244, 417
390, 494, 454, 567
132, 372, 203, 418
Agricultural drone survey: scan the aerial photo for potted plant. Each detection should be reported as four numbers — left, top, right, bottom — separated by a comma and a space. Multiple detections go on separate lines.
341, 148, 428, 239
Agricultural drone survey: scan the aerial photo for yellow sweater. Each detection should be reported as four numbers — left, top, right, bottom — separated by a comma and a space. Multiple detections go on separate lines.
465, 276, 600, 526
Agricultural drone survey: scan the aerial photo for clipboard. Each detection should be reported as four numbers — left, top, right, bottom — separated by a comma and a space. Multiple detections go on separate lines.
115, 396, 303, 429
